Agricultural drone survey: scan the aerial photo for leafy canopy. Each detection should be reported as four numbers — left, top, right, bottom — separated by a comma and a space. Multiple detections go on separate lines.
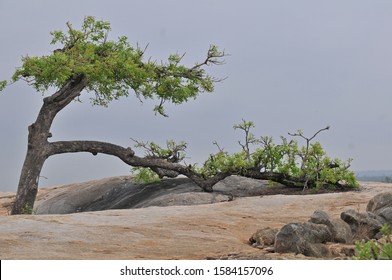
198, 121, 357, 188
9, 16, 224, 115
133, 119, 358, 189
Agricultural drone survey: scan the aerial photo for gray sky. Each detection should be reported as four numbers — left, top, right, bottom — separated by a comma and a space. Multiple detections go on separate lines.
1, 0, 392, 191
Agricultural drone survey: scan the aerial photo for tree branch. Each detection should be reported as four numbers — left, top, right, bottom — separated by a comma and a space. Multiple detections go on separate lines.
47, 140, 230, 192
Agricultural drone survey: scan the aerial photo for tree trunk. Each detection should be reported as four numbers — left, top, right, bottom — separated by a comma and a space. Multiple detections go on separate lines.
11, 76, 88, 214
11, 121, 54, 214
11, 72, 224, 214
11, 145, 48, 214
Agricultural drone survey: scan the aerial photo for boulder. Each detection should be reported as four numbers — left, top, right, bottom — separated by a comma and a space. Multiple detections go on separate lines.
340, 209, 383, 240
366, 191, 392, 227
274, 222, 332, 258
309, 210, 353, 244
377, 207, 392, 226
249, 227, 278, 249
366, 192, 392, 214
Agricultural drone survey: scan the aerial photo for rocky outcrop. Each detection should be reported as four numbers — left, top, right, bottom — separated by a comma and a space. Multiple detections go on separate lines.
339, 192, 392, 240
1, 180, 391, 260
34, 175, 278, 214
251, 191, 392, 258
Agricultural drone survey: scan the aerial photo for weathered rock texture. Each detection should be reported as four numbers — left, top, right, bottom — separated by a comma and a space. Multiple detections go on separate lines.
366, 191, 392, 227
274, 222, 332, 258
309, 210, 353, 244
367, 192, 392, 213
249, 227, 278, 249
0, 180, 391, 259
33, 176, 278, 214
340, 209, 383, 240
251, 191, 392, 258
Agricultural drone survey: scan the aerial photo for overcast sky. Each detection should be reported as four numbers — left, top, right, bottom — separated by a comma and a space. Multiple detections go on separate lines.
1, 0, 392, 191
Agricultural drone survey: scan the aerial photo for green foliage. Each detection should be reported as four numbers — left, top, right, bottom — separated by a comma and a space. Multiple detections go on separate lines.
130, 119, 357, 189
21, 204, 34, 215
132, 139, 187, 163
199, 151, 248, 177
199, 120, 358, 188
11, 16, 224, 114
130, 139, 188, 184
354, 224, 392, 260
0, 80, 7, 92
131, 167, 161, 184
233, 119, 259, 164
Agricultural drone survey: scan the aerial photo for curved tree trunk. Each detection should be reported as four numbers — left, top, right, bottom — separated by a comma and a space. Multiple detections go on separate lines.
12, 148, 48, 214
11, 76, 88, 214
11, 74, 227, 214
11, 75, 342, 214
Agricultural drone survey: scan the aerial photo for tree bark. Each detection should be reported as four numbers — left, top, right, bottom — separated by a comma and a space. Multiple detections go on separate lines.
242, 169, 308, 188
47, 140, 231, 192
11, 76, 88, 214
11, 75, 338, 214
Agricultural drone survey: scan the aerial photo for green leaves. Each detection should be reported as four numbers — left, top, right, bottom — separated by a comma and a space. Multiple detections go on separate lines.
132, 138, 187, 163
199, 151, 248, 177
354, 224, 392, 260
129, 120, 357, 190
131, 167, 161, 184
201, 120, 358, 188
11, 16, 225, 115
0, 80, 7, 92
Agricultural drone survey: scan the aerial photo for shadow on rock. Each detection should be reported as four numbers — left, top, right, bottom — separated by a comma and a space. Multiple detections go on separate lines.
34, 175, 278, 214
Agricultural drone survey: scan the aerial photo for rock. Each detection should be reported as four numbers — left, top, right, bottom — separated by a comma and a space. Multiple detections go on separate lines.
326, 243, 356, 259
212, 176, 282, 197
135, 192, 232, 208
366, 192, 392, 214
34, 175, 272, 214
249, 227, 278, 248
309, 210, 330, 224
377, 207, 392, 226
309, 210, 353, 244
264, 246, 275, 253
340, 209, 383, 240
2, 180, 392, 260
366, 192, 392, 227
274, 222, 333, 258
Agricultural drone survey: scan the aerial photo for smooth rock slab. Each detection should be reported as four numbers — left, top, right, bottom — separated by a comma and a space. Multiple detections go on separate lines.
34, 176, 271, 214
1, 181, 391, 259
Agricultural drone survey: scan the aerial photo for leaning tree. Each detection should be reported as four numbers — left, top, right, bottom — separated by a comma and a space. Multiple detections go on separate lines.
1, 16, 358, 215
1, 16, 229, 214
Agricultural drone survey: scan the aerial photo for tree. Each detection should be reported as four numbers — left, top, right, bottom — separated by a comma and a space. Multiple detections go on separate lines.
1, 17, 358, 215
196, 119, 357, 190
1, 16, 227, 214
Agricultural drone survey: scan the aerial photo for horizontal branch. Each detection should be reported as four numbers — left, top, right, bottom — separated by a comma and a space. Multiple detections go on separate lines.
47, 139, 348, 192
47, 140, 231, 192
242, 169, 307, 188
